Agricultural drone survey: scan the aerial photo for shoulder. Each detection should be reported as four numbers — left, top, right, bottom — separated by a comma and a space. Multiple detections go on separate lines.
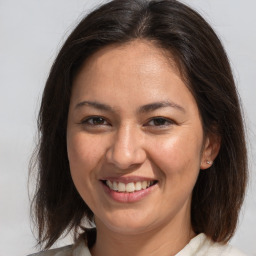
27, 239, 91, 256
203, 241, 247, 256
177, 233, 247, 256
27, 245, 72, 256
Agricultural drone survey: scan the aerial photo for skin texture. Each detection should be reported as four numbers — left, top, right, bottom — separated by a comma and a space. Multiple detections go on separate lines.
67, 40, 219, 256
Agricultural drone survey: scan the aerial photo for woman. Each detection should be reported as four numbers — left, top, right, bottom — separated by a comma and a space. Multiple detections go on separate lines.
29, 0, 248, 255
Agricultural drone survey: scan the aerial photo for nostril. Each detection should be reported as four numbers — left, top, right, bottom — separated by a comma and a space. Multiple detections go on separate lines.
105, 132, 147, 169
106, 149, 147, 170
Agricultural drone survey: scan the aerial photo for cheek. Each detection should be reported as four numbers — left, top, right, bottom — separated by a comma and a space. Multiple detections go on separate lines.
150, 131, 203, 178
149, 133, 203, 208
67, 132, 104, 170
67, 133, 106, 205
67, 133, 107, 196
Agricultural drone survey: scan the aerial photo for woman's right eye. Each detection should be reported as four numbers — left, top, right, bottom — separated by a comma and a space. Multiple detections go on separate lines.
80, 116, 110, 126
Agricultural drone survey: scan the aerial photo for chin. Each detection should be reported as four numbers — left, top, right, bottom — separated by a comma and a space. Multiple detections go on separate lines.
96, 210, 156, 235
105, 221, 152, 235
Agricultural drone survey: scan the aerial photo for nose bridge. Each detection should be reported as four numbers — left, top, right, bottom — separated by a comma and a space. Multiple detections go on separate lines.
106, 123, 145, 169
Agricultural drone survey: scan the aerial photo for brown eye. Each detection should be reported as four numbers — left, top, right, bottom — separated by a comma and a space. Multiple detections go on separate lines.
82, 116, 109, 126
146, 117, 174, 127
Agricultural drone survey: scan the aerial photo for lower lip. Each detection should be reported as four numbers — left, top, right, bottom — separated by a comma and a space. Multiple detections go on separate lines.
101, 182, 157, 203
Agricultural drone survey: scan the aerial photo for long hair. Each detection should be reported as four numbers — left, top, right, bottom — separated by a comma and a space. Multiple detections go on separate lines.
30, 0, 247, 249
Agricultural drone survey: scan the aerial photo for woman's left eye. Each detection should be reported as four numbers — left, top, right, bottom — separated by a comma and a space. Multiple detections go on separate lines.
145, 117, 174, 127
81, 116, 109, 126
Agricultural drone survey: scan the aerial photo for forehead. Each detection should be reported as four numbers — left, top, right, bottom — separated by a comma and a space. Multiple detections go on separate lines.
70, 39, 197, 115
74, 39, 182, 84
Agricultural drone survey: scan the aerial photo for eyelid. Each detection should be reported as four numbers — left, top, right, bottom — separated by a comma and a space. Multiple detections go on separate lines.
144, 117, 176, 127
79, 116, 111, 126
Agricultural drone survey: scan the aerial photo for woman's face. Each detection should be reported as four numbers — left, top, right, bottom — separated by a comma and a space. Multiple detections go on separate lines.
67, 40, 213, 235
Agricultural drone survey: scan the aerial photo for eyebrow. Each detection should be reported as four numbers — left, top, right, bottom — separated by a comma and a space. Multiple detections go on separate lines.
75, 100, 185, 113
75, 101, 114, 112
138, 101, 185, 113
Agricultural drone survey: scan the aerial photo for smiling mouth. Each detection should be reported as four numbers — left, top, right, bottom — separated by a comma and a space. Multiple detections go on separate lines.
101, 180, 158, 193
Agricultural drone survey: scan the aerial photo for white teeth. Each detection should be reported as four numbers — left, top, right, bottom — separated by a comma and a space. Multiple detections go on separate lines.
135, 181, 142, 191
105, 180, 155, 193
113, 181, 118, 191
106, 180, 113, 189
117, 182, 126, 192
142, 181, 147, 189
126, 182, 135, 192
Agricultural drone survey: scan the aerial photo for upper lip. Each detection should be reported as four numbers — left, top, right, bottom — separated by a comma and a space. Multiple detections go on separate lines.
100, 176, 158, 184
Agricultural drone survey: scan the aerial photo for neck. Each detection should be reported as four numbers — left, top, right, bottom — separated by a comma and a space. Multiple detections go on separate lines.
90, 209, 195, 256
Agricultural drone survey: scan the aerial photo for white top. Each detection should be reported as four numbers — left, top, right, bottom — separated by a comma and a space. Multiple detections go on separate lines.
29, 233, 247, 256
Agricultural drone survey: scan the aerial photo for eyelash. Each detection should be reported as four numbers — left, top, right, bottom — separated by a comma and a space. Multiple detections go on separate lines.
80, 116, 110, 126
145, 117, 175, 127
80, 116, 175, 129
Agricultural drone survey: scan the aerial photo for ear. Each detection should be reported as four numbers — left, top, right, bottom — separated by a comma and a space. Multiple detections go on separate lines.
200, 133, 221, 170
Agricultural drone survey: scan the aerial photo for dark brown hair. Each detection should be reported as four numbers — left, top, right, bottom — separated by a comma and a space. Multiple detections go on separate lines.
31, 0, 248, 249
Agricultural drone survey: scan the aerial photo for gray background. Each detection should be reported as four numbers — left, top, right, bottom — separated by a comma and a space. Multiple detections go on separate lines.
0, 0, 255, 255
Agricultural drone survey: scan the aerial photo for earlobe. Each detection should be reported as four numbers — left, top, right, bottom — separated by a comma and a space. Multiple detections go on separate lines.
200, 134, 221, 170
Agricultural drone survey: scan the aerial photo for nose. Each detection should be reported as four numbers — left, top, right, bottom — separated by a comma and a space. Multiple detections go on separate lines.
105, 124, 146, 170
